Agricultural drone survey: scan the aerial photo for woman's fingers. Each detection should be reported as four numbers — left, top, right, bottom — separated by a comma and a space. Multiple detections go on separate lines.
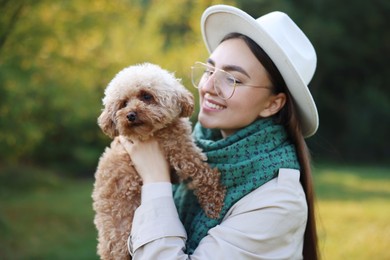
119, 136, 170, 183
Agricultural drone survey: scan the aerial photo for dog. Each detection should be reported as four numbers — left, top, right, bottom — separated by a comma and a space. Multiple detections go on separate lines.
92, 63, 225, 260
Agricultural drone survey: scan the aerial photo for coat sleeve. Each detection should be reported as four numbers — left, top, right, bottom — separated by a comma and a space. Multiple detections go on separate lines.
128, 169, 307, 260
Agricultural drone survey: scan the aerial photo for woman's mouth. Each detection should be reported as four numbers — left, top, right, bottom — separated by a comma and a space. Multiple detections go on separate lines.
204, 100, 224, 110
204, 98, 225, 110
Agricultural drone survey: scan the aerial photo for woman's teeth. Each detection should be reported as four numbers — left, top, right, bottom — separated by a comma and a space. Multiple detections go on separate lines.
205, 100, 224, 110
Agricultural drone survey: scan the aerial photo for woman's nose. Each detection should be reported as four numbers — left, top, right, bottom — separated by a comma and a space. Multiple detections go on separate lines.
201, 74, 216, 94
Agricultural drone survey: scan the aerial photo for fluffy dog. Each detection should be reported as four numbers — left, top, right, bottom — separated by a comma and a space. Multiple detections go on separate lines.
92, 63, 225, 260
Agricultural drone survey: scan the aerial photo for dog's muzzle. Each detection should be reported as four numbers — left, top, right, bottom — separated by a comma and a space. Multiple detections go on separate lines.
127, 112, 137, 122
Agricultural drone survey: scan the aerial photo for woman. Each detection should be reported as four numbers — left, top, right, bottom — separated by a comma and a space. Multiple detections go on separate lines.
122, 4, 320, 259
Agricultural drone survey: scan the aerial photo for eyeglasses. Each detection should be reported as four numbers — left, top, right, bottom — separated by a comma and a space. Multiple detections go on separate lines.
191, 61, 272, 100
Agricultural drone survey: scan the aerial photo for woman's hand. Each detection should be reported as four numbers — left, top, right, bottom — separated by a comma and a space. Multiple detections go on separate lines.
119, 136, 170, 184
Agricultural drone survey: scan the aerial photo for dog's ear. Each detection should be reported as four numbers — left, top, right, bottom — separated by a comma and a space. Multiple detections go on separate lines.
179, 89, 195, 118
97, 105, 118, 138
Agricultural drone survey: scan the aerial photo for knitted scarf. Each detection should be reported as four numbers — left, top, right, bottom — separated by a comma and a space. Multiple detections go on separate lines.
173, 118, 300, 254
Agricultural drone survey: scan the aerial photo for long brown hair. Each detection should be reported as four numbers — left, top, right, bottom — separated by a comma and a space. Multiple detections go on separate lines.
221, 33, 319, 259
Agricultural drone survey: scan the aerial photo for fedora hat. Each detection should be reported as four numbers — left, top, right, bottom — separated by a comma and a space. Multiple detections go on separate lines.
201, 5, 319, 137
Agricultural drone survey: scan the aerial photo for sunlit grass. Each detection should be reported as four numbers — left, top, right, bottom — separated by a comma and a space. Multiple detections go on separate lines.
314, 164, 390, 260
0, 164, 389, 259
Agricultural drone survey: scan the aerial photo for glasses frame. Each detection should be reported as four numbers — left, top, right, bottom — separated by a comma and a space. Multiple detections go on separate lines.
191, 61, 272, 100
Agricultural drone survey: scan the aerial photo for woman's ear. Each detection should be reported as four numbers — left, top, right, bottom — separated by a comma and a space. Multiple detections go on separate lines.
259, 92, 286, 118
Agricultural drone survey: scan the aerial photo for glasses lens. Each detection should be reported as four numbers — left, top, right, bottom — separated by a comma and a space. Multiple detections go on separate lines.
216, 71, 236, 99
191, 63, 209, 89
191, 62, 236, 100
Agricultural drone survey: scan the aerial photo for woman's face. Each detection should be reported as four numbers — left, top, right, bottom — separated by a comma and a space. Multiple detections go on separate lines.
198, 38, 283, 138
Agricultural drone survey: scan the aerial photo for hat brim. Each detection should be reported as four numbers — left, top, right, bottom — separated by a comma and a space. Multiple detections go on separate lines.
201, 5, 319, 137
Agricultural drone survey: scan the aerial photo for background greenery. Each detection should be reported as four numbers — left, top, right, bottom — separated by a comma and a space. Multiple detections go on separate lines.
1, 0, 389, 259
1, 0, 389, 171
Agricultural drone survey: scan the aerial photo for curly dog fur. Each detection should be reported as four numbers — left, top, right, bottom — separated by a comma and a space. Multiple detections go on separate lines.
92, 63, 225, 260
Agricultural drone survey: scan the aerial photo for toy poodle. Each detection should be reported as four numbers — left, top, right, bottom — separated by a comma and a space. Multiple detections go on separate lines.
92, 63, 225, 260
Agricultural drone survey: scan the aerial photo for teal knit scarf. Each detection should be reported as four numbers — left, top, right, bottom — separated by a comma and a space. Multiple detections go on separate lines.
173, 118, 300, 254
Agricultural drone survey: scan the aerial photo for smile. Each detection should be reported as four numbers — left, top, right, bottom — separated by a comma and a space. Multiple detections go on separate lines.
204, 99, 225, 110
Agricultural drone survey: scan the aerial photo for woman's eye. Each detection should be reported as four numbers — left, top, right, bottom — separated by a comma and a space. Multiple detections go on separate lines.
227, 76, 236, 84
205, 69, 214, 76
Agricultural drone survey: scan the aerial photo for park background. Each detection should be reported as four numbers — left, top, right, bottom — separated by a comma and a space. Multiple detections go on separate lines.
1, 0, 389, 259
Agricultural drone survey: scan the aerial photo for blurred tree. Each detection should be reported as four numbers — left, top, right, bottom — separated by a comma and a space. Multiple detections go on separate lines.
0, 0, 25, 51
0, 0, 145, 171
0, 0, 388, 175
300, 0, 389, 163
0, 0, 229, 174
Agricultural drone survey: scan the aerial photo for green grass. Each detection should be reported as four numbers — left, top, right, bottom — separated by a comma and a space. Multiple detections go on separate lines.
0, 167, 98, 260
0, 164, 389, 259
314, 164, 390, 260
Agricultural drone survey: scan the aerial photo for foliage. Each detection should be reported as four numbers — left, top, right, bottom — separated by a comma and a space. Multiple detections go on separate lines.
0, 0, 389, 173
0, 0, 218, 173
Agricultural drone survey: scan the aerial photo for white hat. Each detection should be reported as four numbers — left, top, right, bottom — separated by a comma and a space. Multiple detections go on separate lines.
201, 5, 319, 137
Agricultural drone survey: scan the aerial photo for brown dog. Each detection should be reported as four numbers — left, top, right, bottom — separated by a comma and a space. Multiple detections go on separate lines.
92, 63, 225, 260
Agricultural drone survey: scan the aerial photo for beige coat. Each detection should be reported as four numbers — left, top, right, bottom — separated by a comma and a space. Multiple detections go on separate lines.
128, 168, 307, 259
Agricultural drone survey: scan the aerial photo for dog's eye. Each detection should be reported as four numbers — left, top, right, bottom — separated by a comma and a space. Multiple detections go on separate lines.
139, 91, 154, 103
121, 100, 128, 108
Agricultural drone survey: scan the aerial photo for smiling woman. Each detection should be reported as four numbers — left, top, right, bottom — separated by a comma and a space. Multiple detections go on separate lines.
195, 37, 285, 138
120, 4, 320, 260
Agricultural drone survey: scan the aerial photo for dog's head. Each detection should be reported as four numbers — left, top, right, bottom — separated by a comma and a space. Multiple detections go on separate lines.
98, 63, 194, 140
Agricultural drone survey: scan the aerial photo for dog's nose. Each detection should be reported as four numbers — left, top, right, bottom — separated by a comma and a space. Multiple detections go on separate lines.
127, 112, 137, 122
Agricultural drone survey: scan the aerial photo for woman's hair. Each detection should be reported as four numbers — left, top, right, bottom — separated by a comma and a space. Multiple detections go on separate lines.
221, 33, 319, 260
